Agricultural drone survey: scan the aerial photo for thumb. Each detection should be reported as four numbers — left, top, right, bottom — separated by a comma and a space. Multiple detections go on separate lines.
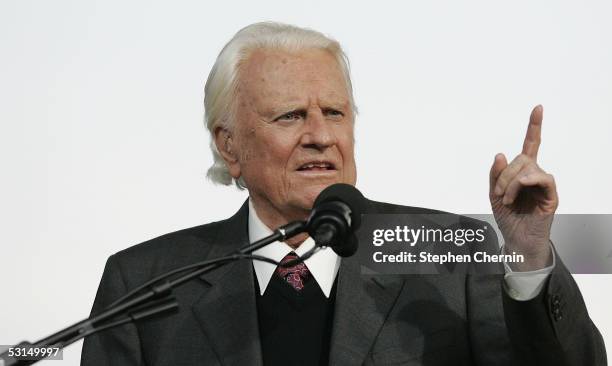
489, 153, 507, 198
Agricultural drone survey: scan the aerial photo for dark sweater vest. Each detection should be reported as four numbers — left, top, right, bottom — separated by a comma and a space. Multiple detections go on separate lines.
255, 270, 337, 366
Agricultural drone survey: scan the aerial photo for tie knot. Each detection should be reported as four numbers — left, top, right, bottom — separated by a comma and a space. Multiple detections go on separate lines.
276, 252, 310, 291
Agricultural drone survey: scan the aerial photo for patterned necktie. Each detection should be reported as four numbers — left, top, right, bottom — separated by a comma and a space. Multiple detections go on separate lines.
276, 252, 311, 291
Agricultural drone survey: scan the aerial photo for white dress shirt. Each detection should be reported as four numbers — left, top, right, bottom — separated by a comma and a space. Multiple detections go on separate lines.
503, 244, 556, 300
249, 200, 340, 298
248, 198, 555, 301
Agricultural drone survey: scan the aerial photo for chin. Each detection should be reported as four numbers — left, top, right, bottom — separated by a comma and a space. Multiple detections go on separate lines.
294, 182, 337, 210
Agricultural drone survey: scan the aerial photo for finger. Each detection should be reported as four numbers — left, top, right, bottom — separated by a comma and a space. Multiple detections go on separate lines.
493, 154, 530, 197
518, 172, 558, 204
502, 164, 542, 205
489, 153, 508, 197
522, 104, 543, 159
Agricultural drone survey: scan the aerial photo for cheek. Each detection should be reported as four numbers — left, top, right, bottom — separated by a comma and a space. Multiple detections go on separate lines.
240, 129, 296, 175
338, 128, 357, 181
338, 129, 356, 160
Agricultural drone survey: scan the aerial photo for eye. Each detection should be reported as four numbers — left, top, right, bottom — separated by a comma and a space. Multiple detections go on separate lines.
274, 110, 305, 122
323, 108, 345, 120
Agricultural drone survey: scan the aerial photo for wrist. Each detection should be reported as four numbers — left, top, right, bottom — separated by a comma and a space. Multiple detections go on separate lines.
504, 243, 553, 271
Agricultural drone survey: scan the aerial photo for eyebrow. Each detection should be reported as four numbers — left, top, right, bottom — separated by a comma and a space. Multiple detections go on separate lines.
259, 95, 351, 119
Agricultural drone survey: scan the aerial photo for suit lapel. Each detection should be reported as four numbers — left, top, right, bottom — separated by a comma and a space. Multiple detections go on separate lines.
191, 201, 264, 366
188, 198, 405, 365
329, 254, 405, 365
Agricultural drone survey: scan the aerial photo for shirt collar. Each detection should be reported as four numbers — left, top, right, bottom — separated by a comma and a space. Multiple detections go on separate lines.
248, 199, 340, 298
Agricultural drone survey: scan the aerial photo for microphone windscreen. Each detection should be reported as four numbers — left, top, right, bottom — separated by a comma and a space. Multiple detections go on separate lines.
333, 233, 359, 257
313, 183, 366, 229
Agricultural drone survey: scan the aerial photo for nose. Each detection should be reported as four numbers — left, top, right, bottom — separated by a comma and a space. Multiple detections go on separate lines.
299, 109, 336, 150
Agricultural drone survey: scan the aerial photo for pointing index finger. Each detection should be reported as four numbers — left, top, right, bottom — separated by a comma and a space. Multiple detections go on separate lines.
522, 104, 543, 159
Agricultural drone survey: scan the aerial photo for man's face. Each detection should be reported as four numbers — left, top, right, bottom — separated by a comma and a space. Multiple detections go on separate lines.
221, 48, 357, 222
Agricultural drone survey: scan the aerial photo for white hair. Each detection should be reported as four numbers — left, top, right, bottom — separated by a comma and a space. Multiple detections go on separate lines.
204, 21, 356, 189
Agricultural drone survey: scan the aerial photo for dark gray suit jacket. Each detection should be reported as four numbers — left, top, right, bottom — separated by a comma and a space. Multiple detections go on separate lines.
81, 199, 606, 366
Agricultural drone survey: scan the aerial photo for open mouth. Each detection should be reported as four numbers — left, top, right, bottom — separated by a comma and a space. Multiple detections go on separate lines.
297, 161, 336, 171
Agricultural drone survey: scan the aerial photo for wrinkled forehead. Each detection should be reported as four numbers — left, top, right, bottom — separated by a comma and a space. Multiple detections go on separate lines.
236, 48, 352, 111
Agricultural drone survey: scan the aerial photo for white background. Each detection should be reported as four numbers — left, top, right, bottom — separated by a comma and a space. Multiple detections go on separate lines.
1, 1, 610, 364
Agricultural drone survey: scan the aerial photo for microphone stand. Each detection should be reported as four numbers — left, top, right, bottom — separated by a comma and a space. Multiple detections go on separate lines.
0, 221, 307, 366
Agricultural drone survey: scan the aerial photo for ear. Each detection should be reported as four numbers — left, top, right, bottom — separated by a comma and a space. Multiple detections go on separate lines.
213, 126, 241, 179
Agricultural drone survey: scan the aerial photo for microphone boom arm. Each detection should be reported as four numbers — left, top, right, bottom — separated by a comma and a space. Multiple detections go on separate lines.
0, 220, 308, 366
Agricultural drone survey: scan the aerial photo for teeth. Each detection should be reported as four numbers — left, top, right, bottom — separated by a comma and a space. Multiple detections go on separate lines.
301, 162, 331, 170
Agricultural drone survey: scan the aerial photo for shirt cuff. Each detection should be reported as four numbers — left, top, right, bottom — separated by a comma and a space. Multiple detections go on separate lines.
502, 242, 556, 301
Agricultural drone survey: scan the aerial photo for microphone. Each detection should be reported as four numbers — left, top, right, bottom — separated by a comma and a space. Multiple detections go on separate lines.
307, 183, 365, 257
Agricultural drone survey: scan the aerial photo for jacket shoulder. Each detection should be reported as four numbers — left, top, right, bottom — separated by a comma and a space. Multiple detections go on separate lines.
116, 219, 226, 261
367, 199, 450, 215
366, 199, 490, 229
112, 200, 249, 268
107, 213, 246, 285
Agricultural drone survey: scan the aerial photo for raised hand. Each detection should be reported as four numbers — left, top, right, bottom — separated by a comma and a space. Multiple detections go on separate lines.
489, 105, 558, 271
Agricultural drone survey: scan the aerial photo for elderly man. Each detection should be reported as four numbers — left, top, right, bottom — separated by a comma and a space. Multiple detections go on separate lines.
81, 22, 605, 366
